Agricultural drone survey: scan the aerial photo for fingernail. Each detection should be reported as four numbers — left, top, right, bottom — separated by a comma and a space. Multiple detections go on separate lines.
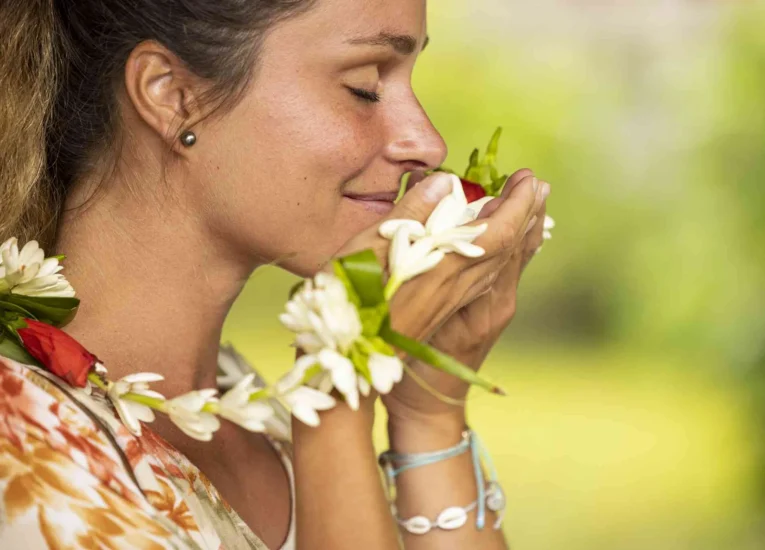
422, 173, 454, 203
531, 177, 539, 193
525, 215, 538, 235
541, 182, 551, 200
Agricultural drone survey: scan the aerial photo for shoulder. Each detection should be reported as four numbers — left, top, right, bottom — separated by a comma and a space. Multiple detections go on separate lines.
0, 356, 186, 549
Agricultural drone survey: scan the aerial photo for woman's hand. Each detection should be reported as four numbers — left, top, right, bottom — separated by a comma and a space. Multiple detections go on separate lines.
381, 169, 549, 436
334, 170, 547, 420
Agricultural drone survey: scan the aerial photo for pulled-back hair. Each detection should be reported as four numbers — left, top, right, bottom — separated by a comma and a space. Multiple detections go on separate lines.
0, 0, 315, 249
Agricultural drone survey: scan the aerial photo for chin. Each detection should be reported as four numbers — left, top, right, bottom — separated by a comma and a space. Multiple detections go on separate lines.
275, 203, 390, 278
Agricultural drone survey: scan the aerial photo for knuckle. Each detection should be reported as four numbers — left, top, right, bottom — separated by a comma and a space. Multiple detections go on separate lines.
500, 225, 518, 251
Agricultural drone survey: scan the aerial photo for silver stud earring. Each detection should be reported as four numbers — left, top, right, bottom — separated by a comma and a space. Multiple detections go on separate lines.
180, 130, 197, 147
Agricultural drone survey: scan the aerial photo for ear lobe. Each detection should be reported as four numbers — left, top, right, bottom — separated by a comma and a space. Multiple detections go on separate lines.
123, 40, 200, 153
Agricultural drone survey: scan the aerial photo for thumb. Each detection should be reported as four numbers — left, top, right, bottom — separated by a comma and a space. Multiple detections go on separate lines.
385, 172, 453, 224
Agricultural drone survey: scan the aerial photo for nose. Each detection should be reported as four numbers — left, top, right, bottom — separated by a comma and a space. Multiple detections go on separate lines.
384, 93, 448, 171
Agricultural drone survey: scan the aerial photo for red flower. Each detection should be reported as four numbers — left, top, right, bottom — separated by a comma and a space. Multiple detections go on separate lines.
17, 319, 99, 387
461, 178, 488, 203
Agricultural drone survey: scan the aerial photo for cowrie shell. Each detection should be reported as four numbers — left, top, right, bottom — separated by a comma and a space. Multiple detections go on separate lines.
436, 506, 468, 530
486, 483, 506, 512
402, 516, 432, 535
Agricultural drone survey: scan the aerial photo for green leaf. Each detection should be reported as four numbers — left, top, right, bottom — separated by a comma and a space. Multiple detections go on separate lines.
485, 127, 503, 165
350, 344, 371, 382
0, 299, 35, 319
0, 337, 36, 365
331, 262, 362, 308
366, 335, 396, 356
337, 250, 385, 307
464, 149, 480, 181
288, 280, 306, 300
4, 295, 79, 327
462, 127, 508, 195
358, 303, 389, 336
491, 173, 511, 196
379, 321, 505, 395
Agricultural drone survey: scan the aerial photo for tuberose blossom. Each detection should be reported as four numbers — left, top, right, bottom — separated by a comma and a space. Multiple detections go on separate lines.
0, 238, 75, 297
217, 374, 274, 432
368, 353, 404, 394
164, 389, 221, 442
108, 373, 165, 436
279, 272, 362, 355
287, 349, 360, 411
281, 385, 337, 427
385, 229, 445, 295
274, 365, 337, 426
379, 174, 491, 252
379, 175, 491, 295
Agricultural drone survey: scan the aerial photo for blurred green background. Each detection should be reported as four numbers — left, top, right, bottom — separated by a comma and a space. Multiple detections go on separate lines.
223, 1, 765, 548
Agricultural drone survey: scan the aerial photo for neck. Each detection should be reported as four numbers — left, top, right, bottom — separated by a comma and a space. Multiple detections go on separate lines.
57, 169, 258, 397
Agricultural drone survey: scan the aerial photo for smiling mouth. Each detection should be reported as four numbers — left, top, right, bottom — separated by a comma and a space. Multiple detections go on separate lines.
342, 191, 399, 214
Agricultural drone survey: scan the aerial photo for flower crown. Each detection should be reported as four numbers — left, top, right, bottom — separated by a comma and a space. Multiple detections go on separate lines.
0, 129, 554, 441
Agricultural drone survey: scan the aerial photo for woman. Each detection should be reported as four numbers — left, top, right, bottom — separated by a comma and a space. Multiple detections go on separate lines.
0, 0, 549, 548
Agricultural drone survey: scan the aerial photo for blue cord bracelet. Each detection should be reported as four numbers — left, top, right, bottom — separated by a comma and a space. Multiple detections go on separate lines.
379, 429, 503, 532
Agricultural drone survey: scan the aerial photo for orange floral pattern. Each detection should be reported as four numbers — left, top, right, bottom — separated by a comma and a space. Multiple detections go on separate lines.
0, 356, 291, 549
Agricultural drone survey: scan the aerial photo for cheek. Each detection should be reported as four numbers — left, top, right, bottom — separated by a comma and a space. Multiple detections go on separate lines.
196, 84, 382, 269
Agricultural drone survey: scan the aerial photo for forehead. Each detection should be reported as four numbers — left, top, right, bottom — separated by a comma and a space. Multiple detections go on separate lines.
270, 0, 428, 51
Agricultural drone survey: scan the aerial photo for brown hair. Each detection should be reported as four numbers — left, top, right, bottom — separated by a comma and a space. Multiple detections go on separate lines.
0, 0, 315, 249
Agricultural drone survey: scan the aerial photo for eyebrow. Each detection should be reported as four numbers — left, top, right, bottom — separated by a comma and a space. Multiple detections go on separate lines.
347, 32, 429, 55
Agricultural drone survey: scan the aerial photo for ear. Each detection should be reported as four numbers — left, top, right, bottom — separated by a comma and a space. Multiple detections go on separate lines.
123, 40, 201, 154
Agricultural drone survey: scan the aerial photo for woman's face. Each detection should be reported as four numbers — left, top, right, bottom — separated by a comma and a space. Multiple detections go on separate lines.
193, 0, 446, 276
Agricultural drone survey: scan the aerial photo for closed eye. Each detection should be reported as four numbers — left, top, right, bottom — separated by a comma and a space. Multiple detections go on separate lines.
347, 86, 381, 103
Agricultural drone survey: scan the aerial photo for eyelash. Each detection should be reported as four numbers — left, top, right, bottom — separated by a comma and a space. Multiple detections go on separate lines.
348, 86, 381, 104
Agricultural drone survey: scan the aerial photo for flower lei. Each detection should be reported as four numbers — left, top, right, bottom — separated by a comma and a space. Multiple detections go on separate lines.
0, 129, 553, 441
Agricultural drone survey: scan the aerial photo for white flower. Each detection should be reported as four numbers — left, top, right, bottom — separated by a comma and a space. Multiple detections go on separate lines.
424, 174, 493, 233
368, 353, 404, 394
379, 175, 490, 288
280, 272, 362, 355
380, 174, 491, 243
275, 364, 337, 426
278, 348, 360, 411
358, 376, 371, 397
165, 389, 221, 441
543, 215, 555, 240
0, 238, 75, 297
386, 228, 445, 291
218, 374, 274, 432
281, 385, 337, 427
107, 373, 165, 436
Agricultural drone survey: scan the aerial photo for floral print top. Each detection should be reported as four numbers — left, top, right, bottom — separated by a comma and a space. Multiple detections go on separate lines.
0, 346, 296, 550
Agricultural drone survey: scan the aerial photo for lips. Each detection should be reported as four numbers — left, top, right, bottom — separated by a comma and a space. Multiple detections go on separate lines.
343, 191, 399, 214
343, 191, 400, 203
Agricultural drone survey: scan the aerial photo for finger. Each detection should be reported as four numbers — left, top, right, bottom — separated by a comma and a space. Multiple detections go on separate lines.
338, 172, 454, 262
473, 175, 542, 257
404, 169, 428, 189
384, 172, 453, 225
521, 201, 547, 271
501, 168, 534, 198
475, 169, 534, 220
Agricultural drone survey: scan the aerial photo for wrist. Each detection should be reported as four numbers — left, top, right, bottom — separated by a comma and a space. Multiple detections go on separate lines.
387, 408, 467, 453
293, 392, 376, 439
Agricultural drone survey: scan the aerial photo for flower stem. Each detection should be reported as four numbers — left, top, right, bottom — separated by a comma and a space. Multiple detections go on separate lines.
122, 392, 168, 412
379, 323, 506, 396
248, 388, 270, 403
202, 402, 220, 414
87, 371, 108, 392
401, 363, 467, 407
383, 277, 403, 301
